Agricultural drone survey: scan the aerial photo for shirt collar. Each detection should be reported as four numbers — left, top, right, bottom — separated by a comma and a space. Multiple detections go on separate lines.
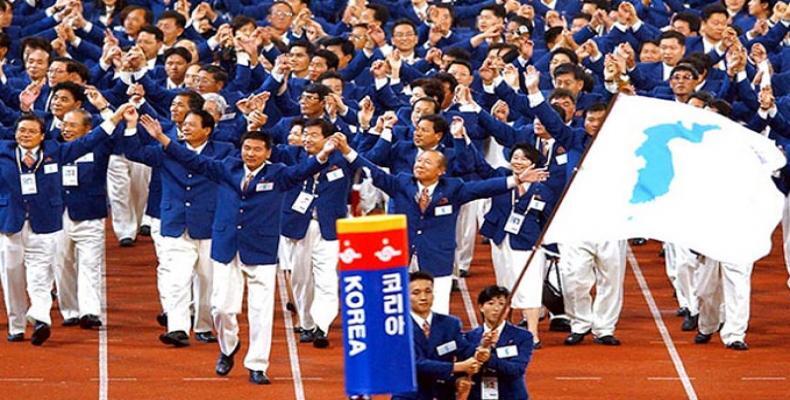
51, 117, 63, 130
186, 140, 208, 154
243, 162, 267, 178
410, 311, 433, 328
20, 145, 40, 155
416, 180, 439, 197
483, 320, 506, 337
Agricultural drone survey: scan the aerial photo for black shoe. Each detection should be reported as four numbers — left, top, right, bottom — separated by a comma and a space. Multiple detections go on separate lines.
549, 318, 572, 332
726, 341, 749, 351
681, 314, 698, 332
517, 319, 528, 328
138, 225, 151, 236
293, 326, 303, 334
300, 328, 315, 343
630, 238, 647, 245
564, 330, 590, 346
156, 313, 168, 327
31, 321, 51, 346
7, 333, 24, 342
159, 330, 190, 347
459, 269, 470, 278
62, 317, 80, 327
79, 315, 102, 329
675, 307, 689, 317
51, 289, 57, 301
286, 302, 297, 313
694, 332, 713, 344
593, 335, 621, 346
248, 370, 271, 385
533, 340, 542, 349
195, 331, 218, 343
451, 279, 460, 292
119, 238, 134, 247
215, 343, 240, 376
313, 328, 329, 348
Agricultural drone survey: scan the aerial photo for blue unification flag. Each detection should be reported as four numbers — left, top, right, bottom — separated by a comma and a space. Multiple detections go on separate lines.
337, 215, 416, 396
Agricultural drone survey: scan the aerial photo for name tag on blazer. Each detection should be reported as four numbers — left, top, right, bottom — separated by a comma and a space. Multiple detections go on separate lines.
256, 182, 274, 192
326, 168, 344, 182
436, 340, 457, 356
555, 153, 568, 165
496, 345, 518, 359
75, 153, 94, 163
434, 205, 452, 216
528, 196, 545, 212
62, 165, 78, 186
44, 163, 58, 174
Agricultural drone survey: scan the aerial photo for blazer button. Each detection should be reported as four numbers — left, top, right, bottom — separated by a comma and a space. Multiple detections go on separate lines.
417, 230, 422, 235
187, 174, 193, 178
185, 202, 191, 207
186, 187, 191, 191
237, 225, 242, 230
239, 209, 244, 213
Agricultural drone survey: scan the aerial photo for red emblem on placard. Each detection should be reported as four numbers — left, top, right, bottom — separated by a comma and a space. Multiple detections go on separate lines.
338, 229, 409, 271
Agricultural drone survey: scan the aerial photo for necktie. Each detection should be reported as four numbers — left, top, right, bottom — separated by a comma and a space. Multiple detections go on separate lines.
422, 321, 430, 338
23, 151, 35, 169
418, 187, 430, 213
242, 172, 254, 192
540, 139, 550, 158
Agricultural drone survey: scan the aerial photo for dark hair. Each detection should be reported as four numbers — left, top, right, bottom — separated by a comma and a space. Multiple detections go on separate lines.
433, 72, 458, 96
365, 4, 390, 24
544, 26, 565, 46
186, 109, 216, 131
508, 15, 533, 37
163, 46, 193, 64
553, 63, 586, 81
431, 3, 454, 22
411, 78, 446, 105
318, 36, 355, 57
550, 48, 579, 66
481, 4, 506, 18
707, 98, 731, 117
671, 63, 700, 80
701, 4, 728, 21
230, 15, 256, 34
313, 49, 340, 70
317, 70, 343, 83
20, 36, 52, 60
240, 130, 272, 149
548, 103, 568, 122
413, 96, 440, 115
683, 53, 712, 77
138, 25, 164, 42
487, 43, 518, 63
304, 83, 332, 100
410, 271, 434, 283
443, 47, 471, 62
582, 0, 610, 11
573, 12, 593, 22
549, 88, 577, 103
659, 30, 686, 47
201, 65, 229, 86
418, 114, 449, 137
672, 11, 701, 33
391, 19, 417, 35
15, 113, 46, 134
510, 143, 541, 165
0, 32, 9, 50
63, 60, 90, 83
120, 5, 153, 24
159, 10, 187, 28
289, 39, 315, 55
174, 89, 205, 111
586, 102, 608, 114
303, 117, 335, 137
447, 59, 473, 75
477, 285, 510, 305
688, 90, 714, 104
51, 81, 87, 104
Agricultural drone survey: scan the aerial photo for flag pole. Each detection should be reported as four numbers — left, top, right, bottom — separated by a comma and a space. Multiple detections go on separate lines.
490, 94, 622, 331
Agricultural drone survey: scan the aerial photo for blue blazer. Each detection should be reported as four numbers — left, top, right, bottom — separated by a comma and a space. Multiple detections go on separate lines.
358, 156, 512, 277
280, 150, 355, 241
0, 124, 114, 234
60, 132, 116, 222
464, 323, 534, 400
480, 169, 556, 251
124, 137, 236, 239
162, 142, 332, 265
392, 313, 476, 400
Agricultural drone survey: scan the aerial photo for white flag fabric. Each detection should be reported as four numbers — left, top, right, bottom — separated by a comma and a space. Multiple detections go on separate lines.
544, 95, 787, 265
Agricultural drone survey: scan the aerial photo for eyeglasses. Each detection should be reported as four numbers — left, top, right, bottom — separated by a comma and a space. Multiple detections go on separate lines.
300, 94, 321, 102
272, 10, 293, 17
393, 32, 416, 38
671, 74, 695, 81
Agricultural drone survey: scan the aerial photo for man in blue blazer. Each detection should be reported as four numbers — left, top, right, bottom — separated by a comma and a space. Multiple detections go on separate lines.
391, 271, 481, 400
126, 109, 236, 347
0, 105, 130, 345
143, 127, 337, 385
52, 108, 120, 330
334, 130, 541, 314
464, 285, 533, 400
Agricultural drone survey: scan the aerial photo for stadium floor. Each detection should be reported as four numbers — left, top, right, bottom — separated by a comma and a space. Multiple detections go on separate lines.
1, 226, 789, 399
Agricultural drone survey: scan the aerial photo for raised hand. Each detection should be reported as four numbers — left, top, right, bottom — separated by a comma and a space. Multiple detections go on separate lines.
358, 96, 375, 129
450, 116, 466, 139
518, 165, 550, 183
524, 65, 540, 93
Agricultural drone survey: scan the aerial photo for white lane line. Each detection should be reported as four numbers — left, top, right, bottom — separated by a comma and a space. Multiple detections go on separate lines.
182, 377, 229, 382
648, 377, 697, 381
0, 378, 45, 382
628, 248, 698, 400
555, 377, 602, 381
458, 278, 479, 329
741, 377, 786, 381
91, 377, 137, 382
99, 260, 109, 400
277, 270, 305, 400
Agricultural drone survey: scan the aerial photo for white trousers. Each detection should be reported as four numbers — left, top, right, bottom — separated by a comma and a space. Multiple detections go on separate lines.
696, 257, 753, 344
107, 155, 151, 241
356, 170, 386, 215
663, 243, 700, 315
148, 218, 167, 312
1, 221, 58, 330
409, 255, 452, 315
781, 195, 790, 282
159, 232, 213, 334
212, 256, 276, 372
490, 236, 545, 309
454, 200, 480, 274
558, 241, 627, 337
285, 220, 339, 333
54, 214, 105, 320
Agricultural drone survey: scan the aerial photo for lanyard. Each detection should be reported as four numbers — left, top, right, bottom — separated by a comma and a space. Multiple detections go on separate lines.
16, 147, 44, 174
302, 173, 320, 194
